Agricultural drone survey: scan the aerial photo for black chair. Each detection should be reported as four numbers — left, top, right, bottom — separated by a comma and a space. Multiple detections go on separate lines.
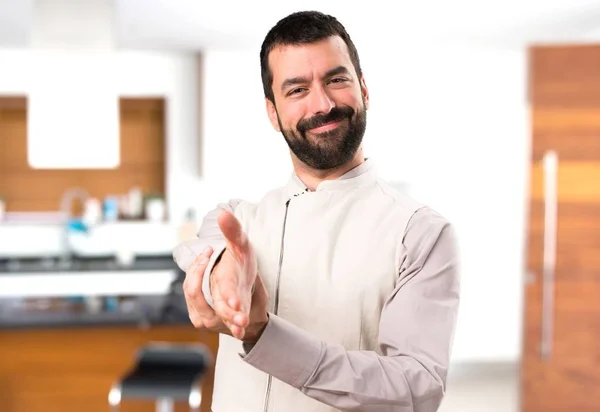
108, 342, 212, 412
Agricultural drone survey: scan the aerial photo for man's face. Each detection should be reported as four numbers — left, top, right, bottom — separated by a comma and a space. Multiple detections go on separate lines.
265, 36, 369, 170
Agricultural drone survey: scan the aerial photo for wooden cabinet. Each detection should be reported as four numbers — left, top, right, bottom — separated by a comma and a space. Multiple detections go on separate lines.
0, 325, 218, 412
0, 97, 166, 213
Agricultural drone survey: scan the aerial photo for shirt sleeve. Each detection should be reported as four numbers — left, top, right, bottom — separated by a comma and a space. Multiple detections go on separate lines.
172, 199, 242, 309
242, 207, 461, 411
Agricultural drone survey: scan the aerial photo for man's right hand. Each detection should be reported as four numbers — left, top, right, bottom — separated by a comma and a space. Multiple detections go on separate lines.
182, 209, 268, 341
210, 210, 268, 340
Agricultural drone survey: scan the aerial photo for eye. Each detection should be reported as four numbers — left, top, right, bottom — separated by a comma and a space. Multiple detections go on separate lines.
329, 77, 348, 84
288, 87, 306, 96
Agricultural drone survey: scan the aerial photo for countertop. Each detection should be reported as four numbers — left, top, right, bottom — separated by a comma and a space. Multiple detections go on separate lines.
0, 308, 191, 329
0, 254, 191, 329
0, 287, 191, 330
0, 254, 179, 274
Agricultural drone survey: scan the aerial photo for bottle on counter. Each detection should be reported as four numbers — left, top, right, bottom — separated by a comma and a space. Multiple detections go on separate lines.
103, 196, 119, 222
128, 186, 143, 219
144, 194, 165, 222
82, 198, 102, 227
85, 296, 103, 314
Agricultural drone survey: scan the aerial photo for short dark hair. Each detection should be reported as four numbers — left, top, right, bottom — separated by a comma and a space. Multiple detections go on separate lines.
259, 11, 363, 103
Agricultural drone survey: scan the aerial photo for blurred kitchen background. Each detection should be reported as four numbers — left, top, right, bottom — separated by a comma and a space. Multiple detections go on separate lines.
1, 0, 599, 411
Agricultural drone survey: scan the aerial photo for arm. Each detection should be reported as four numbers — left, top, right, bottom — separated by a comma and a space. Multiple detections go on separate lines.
172, 199, 242, 308
242, 208, 460, 411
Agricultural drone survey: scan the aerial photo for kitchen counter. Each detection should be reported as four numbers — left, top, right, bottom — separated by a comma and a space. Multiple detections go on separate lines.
0, 293, 191, 330
0, 253, 182, 299
0, 254, 178, 274
0, 254, 217, 412
0, 323, 218, 412
0, 254, 190, 329
0, 255, 215, 411
0, 308, 190, 329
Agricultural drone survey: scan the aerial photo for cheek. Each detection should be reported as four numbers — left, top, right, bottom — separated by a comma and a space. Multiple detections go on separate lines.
329, 89, 362, 112
280, 106, 306, 130
350, 92, 366, 109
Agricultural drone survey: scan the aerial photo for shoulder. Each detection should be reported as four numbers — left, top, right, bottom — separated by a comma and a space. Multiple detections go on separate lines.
371, 178, 452, 238
369, 178, 457, 259
371, 179, 425, 217
404, 206, 454, 246
368, 178, 438, 239
400, 206, 459, 279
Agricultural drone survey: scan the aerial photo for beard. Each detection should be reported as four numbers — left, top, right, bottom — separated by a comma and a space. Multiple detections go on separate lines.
277, 103, 367, 170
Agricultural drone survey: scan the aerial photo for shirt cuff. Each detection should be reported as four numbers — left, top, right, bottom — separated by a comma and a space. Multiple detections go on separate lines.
242, 314, 324, 389
172, 239, 226, 310
200, 240, 227, 309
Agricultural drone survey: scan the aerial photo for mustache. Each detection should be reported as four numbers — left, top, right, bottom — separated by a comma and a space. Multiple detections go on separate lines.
297, 106, 355, 133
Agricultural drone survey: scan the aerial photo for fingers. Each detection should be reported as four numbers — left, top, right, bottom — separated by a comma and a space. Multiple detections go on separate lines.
216, 211, 255, 322
183, 246, 215, 327
212, 262, 240, 306
212, 275, 248, 327
213, 272, 250, 329
185, 298, 204, 328
212, 274, 247, 338
187, 246, 214, 281
182, 242, 252, 339
231, 324, 245, 340
217, 209, 249, 261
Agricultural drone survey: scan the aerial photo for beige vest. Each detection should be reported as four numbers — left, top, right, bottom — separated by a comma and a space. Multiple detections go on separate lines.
210, 166, 422, 412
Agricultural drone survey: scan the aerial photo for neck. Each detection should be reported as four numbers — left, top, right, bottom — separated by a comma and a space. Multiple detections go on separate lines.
291, 148, 366, 191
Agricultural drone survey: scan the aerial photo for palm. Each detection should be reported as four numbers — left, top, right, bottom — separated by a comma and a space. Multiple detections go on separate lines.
214, 209, 259, 335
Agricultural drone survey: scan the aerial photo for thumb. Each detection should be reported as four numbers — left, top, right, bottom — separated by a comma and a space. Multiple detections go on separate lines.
217, 209, 249, 259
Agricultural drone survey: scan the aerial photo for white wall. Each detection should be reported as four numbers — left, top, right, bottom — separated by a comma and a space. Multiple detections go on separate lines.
0, 40, 530, 364
358, 42, 530, 363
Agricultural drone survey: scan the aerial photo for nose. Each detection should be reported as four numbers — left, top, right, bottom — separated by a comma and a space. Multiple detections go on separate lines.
309, 84, 335, 115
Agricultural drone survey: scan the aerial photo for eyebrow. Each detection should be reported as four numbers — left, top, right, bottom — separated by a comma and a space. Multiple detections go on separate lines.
280, 65, 352, 93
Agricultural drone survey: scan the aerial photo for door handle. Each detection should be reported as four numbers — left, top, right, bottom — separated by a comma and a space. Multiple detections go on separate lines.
541, 150, 558, 361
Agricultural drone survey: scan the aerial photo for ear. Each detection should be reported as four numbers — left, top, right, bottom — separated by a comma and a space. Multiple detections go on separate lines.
360, 75, 370, 110
265, 98, 281, 132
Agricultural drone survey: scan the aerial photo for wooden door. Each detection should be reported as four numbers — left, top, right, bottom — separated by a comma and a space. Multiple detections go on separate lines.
522, 45, 600, 411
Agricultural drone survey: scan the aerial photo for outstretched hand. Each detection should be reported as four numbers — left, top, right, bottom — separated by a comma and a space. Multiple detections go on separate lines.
210, 209, 268, 340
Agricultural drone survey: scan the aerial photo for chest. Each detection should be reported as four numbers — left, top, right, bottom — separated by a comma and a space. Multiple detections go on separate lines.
243, 192, 402, 326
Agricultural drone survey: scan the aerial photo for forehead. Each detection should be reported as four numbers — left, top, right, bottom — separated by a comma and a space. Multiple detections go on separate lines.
268, 36, 355, 84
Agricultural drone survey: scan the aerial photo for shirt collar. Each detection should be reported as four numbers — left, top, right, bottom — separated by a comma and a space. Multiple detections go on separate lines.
285, 158, 377, 198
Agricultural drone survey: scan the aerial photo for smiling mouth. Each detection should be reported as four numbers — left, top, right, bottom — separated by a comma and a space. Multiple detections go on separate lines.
308, 120, 344, 133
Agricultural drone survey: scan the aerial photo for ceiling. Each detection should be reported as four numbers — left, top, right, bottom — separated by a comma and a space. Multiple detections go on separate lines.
1, 0, 600, 51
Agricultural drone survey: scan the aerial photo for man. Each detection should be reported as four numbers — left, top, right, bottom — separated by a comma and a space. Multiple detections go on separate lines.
173, 10, 460, 412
